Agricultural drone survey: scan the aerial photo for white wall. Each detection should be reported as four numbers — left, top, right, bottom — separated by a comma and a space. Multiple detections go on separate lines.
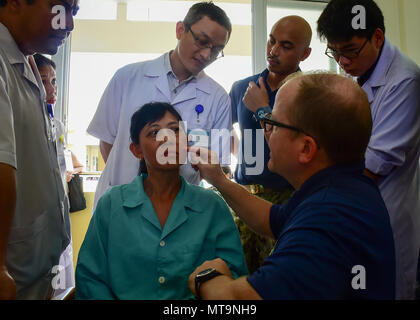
376, 0, 420, 66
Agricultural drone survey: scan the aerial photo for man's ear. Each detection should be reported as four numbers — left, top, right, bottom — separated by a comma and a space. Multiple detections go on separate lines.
129, 142, 143, 160
298, 135, 318, 164
301, 47, 312, 62
6, 0, 22, 12
176, 21, 186, 40
372, 28, 384, 50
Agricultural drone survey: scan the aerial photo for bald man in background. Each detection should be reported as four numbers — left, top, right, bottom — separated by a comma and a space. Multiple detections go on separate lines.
229, 16, 312, 273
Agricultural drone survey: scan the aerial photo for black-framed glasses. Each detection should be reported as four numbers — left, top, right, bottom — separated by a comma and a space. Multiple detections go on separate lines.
262, 113, 320, 149
325, 38, 369, 60
187, 27, 225, 60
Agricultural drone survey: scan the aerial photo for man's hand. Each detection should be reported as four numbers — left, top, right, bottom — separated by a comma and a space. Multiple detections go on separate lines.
189, 146, 227, 188
188, 258, 233, 297
242, 77, 269, 113
0, 266, 16, 300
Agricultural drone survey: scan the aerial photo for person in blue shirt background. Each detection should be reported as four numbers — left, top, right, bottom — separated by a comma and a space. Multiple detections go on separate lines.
317, 0, 420, 300
188, 72, 395, 300
229, 16, 312, 273
75, 102, 247, 300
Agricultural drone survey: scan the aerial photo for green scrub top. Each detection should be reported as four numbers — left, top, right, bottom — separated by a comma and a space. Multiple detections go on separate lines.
76, 175, 248, 299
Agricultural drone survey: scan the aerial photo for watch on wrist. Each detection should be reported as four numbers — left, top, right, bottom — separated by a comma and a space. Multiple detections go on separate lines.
195, 268, 222, 300
253, 106, 271, 122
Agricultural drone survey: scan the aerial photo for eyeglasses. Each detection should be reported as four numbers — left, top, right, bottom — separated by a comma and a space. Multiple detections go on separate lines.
325, 38, 369, 60
262, 113, 320, 149
187, 27, 225, 60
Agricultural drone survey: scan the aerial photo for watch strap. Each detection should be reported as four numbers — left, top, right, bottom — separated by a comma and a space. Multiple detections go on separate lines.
195, 269, 222, 300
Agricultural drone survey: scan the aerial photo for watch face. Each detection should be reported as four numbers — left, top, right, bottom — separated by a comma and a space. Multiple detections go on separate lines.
197, 268, 215, 278
257, 110, 266, 119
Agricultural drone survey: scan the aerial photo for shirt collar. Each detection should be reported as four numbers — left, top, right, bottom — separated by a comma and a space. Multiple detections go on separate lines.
357, 42, 385, 86
0, 23, 44, 94
164, 50, 196, 83
145, 53, 211, 95
284, 161, 366, 213
0, 22, 26, 65
361, 38, 395, 88
122, 174, 204, 212
261, 67, 302, 94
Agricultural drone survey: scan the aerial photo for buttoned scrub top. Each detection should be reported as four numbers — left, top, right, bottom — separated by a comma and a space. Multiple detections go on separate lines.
0, 23, 70, 299
75, 175, 248, 299
361, 39, 420, 299
87, 53, 232, 211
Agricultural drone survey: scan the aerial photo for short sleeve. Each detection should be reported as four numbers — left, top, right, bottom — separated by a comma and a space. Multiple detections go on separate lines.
269, 204, 288, 239
247, 215, 348, 299
366, 78, 420, 176
86, 69, 124, 145
0, 70, 16, 168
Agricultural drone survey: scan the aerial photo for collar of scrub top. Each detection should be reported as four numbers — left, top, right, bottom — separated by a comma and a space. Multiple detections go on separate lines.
0, 23, 42, 92
120, 174, 205, 237
143, 53, 212, 95
164, 50, 196, 84
358, 38, 394, 105
121, 174, 202, 211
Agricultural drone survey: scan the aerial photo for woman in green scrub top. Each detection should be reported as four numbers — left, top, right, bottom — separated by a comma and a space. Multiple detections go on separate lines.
75, 102, 248, 299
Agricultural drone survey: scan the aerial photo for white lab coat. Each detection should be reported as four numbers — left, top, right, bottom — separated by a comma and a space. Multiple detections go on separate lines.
87, 54, 232, 210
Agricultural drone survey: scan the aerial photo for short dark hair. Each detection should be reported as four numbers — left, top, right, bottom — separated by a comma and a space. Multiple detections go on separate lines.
0, 0, 35, 7
183, 1, 232, 39
130, 102, 183, 174
287, 73, 372, 165
317, 0, 385, 43
33, 53, 56, 70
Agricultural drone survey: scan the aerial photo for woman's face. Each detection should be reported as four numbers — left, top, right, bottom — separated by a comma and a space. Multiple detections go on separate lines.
39, 64, 57, 105
130, 111, 187, 172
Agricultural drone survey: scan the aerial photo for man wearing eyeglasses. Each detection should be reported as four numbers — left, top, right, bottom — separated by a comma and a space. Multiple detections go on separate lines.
87, 2, 233, 210
318, 0, 420, 300
229, 16, 312, 273
188, 72, 395, 300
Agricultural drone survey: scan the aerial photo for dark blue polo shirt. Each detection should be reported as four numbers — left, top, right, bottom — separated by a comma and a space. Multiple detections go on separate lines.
247, 162, 396, 299
230, 69, 290, 189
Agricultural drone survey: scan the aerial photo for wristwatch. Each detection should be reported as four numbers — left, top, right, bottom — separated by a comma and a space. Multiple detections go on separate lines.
195, 268, 222, 300
253, 106, 271, 122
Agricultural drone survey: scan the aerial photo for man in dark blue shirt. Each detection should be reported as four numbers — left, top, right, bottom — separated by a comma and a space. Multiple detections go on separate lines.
229, 16, 312, 273
188, 72, 396, 299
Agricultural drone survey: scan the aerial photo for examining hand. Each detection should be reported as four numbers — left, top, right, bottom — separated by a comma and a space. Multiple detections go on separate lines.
242, 77, 269, 113
188, 258, 233, 297
188, 146, 227, 188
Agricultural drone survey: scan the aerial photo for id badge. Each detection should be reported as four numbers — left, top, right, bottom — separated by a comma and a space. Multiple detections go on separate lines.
187, 128, 210, 148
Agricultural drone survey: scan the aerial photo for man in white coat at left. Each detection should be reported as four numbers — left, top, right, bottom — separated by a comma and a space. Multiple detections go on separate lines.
0, 0, 79, 299
87, 2, 233, 210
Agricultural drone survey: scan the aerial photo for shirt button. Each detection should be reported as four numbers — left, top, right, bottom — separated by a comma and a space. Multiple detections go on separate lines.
159, 241, 165, 247
158, 276, 165, 284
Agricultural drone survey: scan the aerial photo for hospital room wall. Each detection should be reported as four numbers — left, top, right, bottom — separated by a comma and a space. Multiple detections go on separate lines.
376, 0, 420, 66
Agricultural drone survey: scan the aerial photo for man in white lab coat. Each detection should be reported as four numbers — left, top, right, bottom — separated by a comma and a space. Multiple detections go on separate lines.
0, 0, 79, 299
88, 2, 233, 209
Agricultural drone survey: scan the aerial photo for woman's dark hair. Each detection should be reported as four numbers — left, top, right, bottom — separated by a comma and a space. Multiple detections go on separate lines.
33, 53, 56, 70
130, 102, 183, 174
183, 1, 232, 39
317, 0, 385, 43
